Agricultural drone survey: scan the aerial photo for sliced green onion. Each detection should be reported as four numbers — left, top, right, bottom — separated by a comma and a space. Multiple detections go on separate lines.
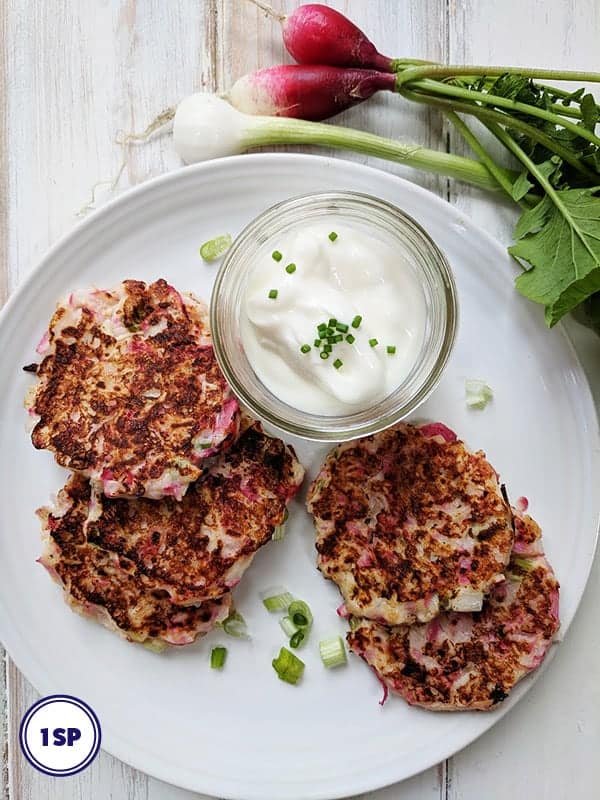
348, 616, 362, 631
220, 609, 249, 639
199, 234, 232, 262
326, 335, 335, 344
268, 289, 278, 300
314, 338, 321, 347
272, 647, 305, 685
317, 323, 327, 335
465, 379, 494, 410
280, 615, 299, 638
300, 344, 311, 354
325, 327, 335, 337
272, 508, 289, 541
333, 334, 343, 343
210, 646, 227, 669
272, 250, 283, 262
319, 636, 347, 669
511, 556, 534, 572
272, 525, 286, 541
288, 600, 313, 628
262, 588, 294, 612
328, 231, 338, 241
320, 351, 330, 360
333, 358, 343, 370
328, 318, 337, 327
289, 630, 305, 649
336, 322, 349, 333
345, 333, 355, 344
387, 345, 396, 355
323, 343, 332, 353
369, 338, 378, 348
285, 263, 297, 274
351, 315, 362, 329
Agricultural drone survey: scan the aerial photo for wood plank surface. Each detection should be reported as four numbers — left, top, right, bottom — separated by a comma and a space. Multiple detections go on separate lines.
0, 2, 598, 799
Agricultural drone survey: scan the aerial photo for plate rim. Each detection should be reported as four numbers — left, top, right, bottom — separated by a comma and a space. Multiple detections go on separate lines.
1, 152, 598, 799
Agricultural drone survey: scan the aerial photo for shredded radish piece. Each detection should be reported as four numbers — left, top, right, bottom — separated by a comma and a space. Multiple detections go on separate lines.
418, 422, 457, 442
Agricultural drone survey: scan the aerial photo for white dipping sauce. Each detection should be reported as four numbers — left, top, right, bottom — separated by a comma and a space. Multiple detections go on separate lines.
240, 221, 426, 416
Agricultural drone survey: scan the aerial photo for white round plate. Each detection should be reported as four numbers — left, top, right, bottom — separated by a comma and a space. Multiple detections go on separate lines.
0, 154, 598, 800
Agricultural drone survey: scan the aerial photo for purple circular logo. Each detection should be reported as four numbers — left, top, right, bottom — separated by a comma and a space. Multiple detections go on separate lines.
19, 694, 101, 776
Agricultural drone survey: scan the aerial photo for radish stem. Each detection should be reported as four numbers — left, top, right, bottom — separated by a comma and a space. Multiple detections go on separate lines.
444, 111, 519, 203
400, 87, 598, 182
395, 63, 600, 87
408, 78, 600, 150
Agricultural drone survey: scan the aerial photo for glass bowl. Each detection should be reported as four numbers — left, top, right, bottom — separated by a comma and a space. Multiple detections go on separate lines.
210, 191, 458, 441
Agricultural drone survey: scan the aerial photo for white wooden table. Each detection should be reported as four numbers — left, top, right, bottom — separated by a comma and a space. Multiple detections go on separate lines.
1, 1, 599, 798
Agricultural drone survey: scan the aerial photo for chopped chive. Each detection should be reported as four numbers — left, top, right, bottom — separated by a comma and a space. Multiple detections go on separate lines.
210, 646, 227, 669
351, 315, 362, 329
369, 338, 378, 348
326, 336, 336, 344
268, 289, 278, 300
328, 318, 337, 327
387, 345, 396, 355
345, 334, 355, 344
328, 231, 338, 241
300, 344, 311, 354
199, 234, 232, 262
326, 328, 335, 337
320, 351, 330, 360
317, 323, 327, 334
314, 338, 322, 347
323, 344, 332, 353
333, 334, 343, 343
333, 358, 343, 370
285, 263, 296, 274
289, 630, 305, 649
272, 250, 283, 262
336, 322, 349, 333
319, 636, 347, 669
272, 646, 305, 685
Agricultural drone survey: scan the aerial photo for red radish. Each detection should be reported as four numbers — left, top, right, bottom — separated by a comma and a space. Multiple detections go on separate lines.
226, 64, 396, 121
282, 3, 396, 72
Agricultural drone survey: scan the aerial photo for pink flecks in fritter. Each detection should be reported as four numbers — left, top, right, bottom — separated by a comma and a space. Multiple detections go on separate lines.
215, 397, 239, 437
35, 331, 50, 355
336, 602, 349, 618
458, 556, 473, 586
370, 666, 389, 706
418, 422, 457, 443
515, 496, 529, 513
357, 549, 374, 568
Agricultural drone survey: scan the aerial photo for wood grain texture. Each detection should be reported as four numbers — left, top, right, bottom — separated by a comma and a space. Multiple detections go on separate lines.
0, 1, 599, 799
445, 4, 600, 795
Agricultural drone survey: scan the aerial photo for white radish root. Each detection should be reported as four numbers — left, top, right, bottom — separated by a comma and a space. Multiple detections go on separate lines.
77, 106, 175, 217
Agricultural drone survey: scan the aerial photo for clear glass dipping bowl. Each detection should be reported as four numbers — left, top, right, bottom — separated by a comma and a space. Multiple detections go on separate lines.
210, 191, 458, 442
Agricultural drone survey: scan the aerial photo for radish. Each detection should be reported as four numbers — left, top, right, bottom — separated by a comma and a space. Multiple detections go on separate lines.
226, 64, 396, 121
281, 3, 396, 72
249, 1, 397, 72
171, 93, 509, 194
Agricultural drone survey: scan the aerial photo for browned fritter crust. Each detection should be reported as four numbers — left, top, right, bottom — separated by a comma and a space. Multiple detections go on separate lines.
307, 422, 514, 625
51, 423, 304, 605
28, 279, 239, 499
347, 510, 560, 710
38, 476, 232, 649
